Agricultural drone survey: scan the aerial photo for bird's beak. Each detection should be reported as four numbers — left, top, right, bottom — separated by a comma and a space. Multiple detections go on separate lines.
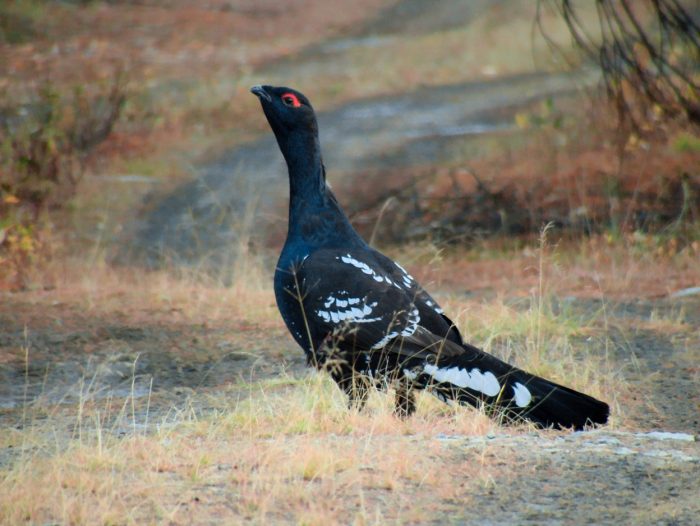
250, 85, 271, 102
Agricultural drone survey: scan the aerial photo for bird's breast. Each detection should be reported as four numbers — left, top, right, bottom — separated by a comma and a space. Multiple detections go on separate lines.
296, 210, 343, 246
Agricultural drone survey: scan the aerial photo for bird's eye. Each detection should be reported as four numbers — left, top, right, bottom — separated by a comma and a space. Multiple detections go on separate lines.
281, 93, 301, 108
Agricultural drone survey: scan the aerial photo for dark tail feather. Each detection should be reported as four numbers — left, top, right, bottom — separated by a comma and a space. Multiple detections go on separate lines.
429, 349, 609, 430
395, 331, 609, 430
501, 371, 610, 430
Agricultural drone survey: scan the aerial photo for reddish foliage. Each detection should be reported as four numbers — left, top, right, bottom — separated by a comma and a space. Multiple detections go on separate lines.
340, 127, 700, 244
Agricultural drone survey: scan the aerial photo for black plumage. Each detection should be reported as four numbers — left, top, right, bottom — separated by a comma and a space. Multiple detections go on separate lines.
251, 85, 609, 430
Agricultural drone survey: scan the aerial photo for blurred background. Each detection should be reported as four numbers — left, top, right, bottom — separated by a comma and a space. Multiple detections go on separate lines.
2, 0, 698, 287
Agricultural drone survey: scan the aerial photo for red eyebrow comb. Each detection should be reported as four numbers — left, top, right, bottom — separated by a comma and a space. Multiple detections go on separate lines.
281, 93, 301, 107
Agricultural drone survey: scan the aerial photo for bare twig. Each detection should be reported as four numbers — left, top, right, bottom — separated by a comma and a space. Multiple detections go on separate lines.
538, 0, 700, 129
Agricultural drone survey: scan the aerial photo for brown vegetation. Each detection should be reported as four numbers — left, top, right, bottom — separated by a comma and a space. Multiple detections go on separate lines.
344, 98, 700, 245
0, 76, 125, 290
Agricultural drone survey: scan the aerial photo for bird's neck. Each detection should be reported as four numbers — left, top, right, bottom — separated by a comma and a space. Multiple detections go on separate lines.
277, 130, 362, 250
278, 131, 326, 204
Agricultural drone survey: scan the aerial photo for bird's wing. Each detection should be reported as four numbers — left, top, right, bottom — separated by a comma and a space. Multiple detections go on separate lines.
368, 249, 464, 345
390, 326, 503, 371
288, 248, 425, 353
293, 250, 557, 421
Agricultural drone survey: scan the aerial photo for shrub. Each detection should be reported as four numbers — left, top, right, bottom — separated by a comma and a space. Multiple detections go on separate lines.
0, 76, 126, 290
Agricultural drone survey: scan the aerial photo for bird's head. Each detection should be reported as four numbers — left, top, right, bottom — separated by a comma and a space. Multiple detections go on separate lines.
250, 85, 317, 140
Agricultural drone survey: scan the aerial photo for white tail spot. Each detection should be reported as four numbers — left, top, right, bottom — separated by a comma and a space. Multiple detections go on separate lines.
512, 382, 532, 407
423, 364, 501, 397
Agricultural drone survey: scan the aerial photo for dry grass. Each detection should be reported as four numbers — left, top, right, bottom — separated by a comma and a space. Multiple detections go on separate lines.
5, 231, 694, 523
35, 253, 275, 326
397, 232, 700, 301
0, 383, 508, 525
0, 345, 508, 525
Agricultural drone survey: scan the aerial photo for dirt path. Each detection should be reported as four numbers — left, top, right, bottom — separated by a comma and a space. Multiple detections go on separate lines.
121, 0, 597, 269
437, 430, 699, 525
125, 70, 589, 269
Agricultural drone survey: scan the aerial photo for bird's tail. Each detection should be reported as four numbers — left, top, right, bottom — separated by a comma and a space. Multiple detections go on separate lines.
422, 344, 610, 430
494, 369, 609, 430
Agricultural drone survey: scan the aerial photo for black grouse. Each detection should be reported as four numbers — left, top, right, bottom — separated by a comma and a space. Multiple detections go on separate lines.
251, 84, 609, 430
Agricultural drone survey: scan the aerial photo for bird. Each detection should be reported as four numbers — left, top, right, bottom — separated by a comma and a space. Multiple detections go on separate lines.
250, 84, 609, 430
